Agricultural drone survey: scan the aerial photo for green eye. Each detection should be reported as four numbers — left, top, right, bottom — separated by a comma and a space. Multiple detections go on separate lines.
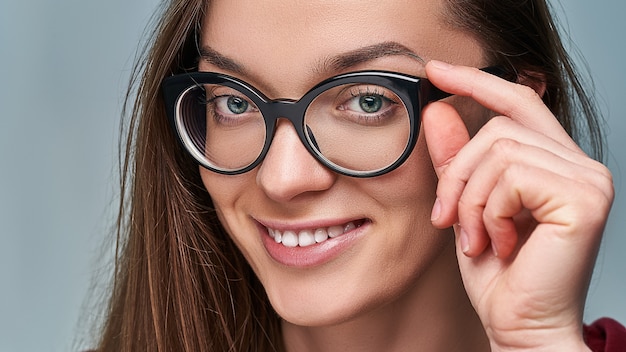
359, 95, 383, 113
227, 96, 249, 114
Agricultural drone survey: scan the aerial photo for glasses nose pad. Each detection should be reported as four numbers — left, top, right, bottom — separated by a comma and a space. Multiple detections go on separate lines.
306, 125, 319, 150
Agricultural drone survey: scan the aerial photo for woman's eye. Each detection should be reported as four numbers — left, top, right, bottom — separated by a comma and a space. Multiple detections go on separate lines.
216, 95, 251, 115
201, 89, 261, 127
325, 84, 405, 126
340, 91, 394, 116
354, 95, 384, 114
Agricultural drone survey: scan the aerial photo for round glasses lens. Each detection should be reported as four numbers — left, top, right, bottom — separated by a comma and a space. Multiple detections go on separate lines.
304, 82, 411, 173
177, 83, 266, 172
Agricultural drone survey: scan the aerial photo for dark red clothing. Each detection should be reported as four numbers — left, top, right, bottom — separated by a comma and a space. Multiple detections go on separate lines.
584, 318, 626, 351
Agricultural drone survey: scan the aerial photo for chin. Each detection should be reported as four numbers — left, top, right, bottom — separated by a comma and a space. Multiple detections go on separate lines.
264, 272, 408, 328
274, 298, 374, 328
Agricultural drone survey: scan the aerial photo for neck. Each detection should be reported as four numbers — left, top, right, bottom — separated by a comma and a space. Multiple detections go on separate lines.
281, 239, 489, 352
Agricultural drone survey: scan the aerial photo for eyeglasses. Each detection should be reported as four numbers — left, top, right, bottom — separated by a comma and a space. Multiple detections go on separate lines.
161, 68, 504, 177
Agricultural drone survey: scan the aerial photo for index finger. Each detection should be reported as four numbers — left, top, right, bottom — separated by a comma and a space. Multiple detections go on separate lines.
424, 60, 583, 154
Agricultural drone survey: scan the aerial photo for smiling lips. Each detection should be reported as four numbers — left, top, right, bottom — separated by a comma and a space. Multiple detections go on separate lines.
267, 220, 366, 248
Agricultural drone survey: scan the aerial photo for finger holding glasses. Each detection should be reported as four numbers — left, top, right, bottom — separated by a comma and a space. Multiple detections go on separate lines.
423, 60, 614, 350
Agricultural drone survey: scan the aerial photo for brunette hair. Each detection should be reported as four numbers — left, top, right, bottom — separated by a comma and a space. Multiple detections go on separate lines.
443, 0, 604, 160
92, 0, 604, 351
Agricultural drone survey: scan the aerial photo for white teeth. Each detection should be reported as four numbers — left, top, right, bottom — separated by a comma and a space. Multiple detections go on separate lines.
273, 230, 282, 243
314, 228, 328, 243
268, 221, 361, 247
328, 225, 344, 238
281, 231, 299, 247
298, 230, 316, 247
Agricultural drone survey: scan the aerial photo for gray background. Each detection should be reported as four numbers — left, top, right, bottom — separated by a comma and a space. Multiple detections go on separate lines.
0, 1, 624, 351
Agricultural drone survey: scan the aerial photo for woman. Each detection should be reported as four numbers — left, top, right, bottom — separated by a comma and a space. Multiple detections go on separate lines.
94, 0, 624, 351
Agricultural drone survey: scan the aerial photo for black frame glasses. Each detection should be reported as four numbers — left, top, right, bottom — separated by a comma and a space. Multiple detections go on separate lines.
161, 67, 505, 177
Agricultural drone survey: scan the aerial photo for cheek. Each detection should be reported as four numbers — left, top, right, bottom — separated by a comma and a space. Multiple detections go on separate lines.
199, 168, 267, 270
199, 167, 252, 228
361, 130, 443, 255
351, 138, 450, 309
383, 128, 439, 204
200, 166, 249, 202
200, 169, 229, 209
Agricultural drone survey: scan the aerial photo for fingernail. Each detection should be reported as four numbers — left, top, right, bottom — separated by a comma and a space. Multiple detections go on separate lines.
491, 241, 499, 257
431, 198, 441, 221
460, 227, 470, 254
430, 60, 453, 70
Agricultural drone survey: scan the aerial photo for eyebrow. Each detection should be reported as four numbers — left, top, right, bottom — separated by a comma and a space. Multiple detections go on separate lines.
198, 45, 246, 73
199, 41, 424, 75
320, 41, 425, 72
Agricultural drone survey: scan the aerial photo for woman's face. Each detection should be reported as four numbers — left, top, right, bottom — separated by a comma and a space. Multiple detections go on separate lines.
199, 0, 486, 326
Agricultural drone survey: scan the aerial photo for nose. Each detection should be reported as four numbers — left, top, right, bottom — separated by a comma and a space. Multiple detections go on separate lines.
256, 119, 336, 202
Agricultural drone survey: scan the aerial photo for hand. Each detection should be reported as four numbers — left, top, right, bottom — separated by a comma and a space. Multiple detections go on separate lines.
423, 61, 614, 351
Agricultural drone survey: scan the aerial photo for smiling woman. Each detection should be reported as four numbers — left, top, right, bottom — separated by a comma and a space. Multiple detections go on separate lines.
91, 0, 624, 351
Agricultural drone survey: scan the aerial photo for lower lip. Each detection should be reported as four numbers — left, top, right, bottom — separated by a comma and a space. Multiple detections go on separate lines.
259, 222, 369, 268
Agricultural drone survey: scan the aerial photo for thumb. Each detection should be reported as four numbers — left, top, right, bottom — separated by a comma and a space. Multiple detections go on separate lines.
423, 101, 470, 178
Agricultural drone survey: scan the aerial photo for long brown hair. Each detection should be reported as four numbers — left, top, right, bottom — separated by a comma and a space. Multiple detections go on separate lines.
93, 0, 604, 351
443, 0, 604, 160
95, 1, 281, 350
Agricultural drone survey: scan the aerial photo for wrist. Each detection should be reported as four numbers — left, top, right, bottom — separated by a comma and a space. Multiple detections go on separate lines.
489, 340, 591, 352
487, 325, 591, 352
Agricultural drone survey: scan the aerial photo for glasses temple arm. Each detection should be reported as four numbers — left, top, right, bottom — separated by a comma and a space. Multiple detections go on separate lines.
425, 65, 515, 103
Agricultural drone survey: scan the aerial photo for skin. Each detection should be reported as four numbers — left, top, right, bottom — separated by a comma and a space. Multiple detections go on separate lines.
198, 0, 613, 351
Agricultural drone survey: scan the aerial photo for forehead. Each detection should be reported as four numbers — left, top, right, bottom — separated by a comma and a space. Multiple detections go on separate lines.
201, 0, 484, 92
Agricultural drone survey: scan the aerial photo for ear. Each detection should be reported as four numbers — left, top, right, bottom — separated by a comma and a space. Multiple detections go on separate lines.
517, 70, 547, 98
